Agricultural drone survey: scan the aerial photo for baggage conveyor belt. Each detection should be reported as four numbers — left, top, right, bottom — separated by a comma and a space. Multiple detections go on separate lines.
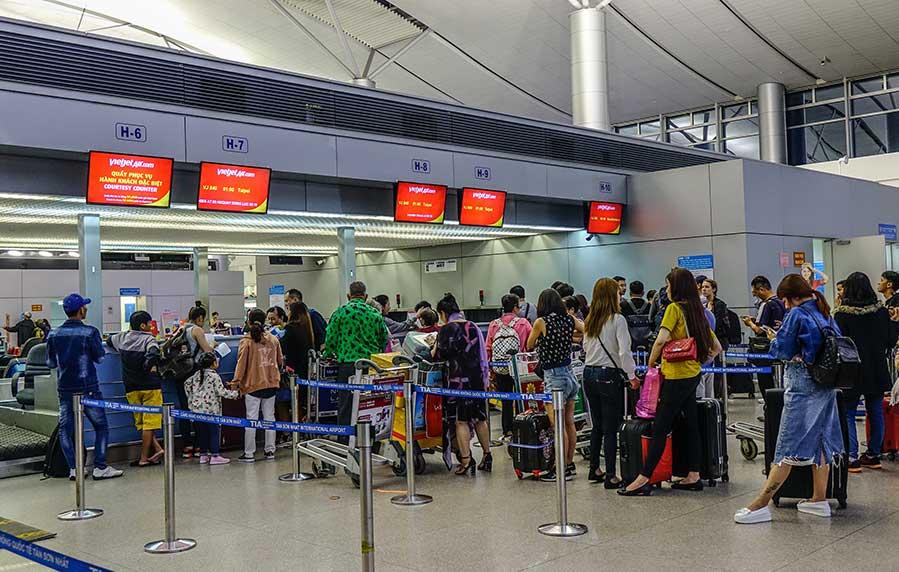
0, 423, 48, 478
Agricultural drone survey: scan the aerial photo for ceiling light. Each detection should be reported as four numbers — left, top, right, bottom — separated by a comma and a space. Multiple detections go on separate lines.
67, 251, 80, 258
6, 250, 24, 257
37, 251, 54, 257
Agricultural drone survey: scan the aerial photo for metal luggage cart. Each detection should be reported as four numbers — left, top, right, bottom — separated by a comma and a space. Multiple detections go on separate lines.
725, 349, 783, 461
510, 351, 592, 460
297, 358, 412, 487
305, 351, 341, 424
389, 355, 446, 475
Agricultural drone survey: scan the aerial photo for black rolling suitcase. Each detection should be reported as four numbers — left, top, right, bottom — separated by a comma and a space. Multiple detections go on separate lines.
672, 398, 729, 486
764, 388, 849, 508
510, 410, 553, 479
619, 385, 673, 486
727, 372, 755, 397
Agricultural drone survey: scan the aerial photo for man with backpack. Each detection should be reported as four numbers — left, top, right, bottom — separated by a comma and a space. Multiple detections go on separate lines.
620, 281, 653, 351
46, 293, 123, 481
107, 311, 165, 467
485, 294, 532, 441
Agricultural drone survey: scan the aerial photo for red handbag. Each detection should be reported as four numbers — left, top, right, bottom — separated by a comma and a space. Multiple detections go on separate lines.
662, 307, 697, 362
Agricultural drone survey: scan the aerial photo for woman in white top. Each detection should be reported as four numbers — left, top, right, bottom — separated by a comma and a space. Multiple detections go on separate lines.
582, 277, 639, 489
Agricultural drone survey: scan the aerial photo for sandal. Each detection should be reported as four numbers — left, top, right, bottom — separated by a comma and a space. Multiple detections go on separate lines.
148, 450, 165, 463
129, 459, 161, 467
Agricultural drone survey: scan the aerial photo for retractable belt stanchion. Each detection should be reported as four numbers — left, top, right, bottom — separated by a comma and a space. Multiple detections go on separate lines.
538, 389, 587, 538
391, 379, 432, 506
57, 393, 103, 521
358, 421, 375, 572
145, 404, 196, 554
773, 361, 785, 389
280, 378, 314, 482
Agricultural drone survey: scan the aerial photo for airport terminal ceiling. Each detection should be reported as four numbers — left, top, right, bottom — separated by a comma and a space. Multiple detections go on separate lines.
2, 0, 899, 125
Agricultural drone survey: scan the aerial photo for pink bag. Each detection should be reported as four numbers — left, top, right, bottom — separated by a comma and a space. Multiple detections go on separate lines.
636, 367, 663, 419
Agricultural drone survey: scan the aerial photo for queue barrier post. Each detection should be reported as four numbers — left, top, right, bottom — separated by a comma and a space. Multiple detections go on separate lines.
144, 404, 197, 554
57, 393, 104, 521
280, 378, 314, 482
391, 380, 432, 506
773, 362, 784, 389
538, 389, 587, 538
357, 421, 375, 572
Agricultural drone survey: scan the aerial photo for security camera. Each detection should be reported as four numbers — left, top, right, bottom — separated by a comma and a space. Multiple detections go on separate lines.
839, 155, 849, 165
585, 234, 595, 242
315, 258, 326, 267
819, 56, 831, 66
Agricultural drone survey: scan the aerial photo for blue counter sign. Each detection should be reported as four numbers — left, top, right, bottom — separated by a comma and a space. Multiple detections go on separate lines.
119, 288, 141, 296
411, 159, 431, 174
222, 135, 248, 153
879, 224, 896, 241
677, 254, 714, 272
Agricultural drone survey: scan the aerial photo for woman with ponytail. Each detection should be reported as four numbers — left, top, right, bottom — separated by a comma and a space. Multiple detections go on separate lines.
620, 268, 722, 496
234, 308, 283, 463
734, 274, 845, 524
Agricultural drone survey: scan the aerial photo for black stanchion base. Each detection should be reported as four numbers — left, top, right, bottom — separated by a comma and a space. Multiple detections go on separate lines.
57, 508, 103, 521
144, 538, 197, 554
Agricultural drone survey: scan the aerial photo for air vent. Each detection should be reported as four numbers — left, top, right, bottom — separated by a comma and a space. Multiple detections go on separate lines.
0, 29, 724, 172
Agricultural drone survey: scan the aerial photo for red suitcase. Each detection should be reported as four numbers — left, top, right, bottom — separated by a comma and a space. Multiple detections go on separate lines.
866, 397, 899, 459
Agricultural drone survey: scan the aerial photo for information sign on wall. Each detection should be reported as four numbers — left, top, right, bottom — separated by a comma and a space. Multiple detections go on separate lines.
793, 252, 806, 267
677, 254, 714, 278
197, 162, 271, 214
459, 188, 506, 228
394, 182, 447, 224
86, 151, 173, 208
30, 304, 42, 313
879, 223, 897, 241
424, 259, 457, 274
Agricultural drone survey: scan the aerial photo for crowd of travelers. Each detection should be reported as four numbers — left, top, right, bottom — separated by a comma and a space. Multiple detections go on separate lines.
39, 263, 899, 526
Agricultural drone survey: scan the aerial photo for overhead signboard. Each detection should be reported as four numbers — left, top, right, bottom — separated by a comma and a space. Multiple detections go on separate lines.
585, 201, 623, 235
459, 188, 506, 228
197, 162, 271, 214
86, 151, 173, 208
394, 181, 447, 224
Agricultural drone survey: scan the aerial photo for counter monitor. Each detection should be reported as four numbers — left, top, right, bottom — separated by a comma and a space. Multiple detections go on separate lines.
86, 151, 174, 208
586, 201, 624, 235
197, 162, 271, 214
394, 181, 447, 224
459, 188, 506, 228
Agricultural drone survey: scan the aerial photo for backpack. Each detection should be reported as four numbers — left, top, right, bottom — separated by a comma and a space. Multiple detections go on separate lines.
800, 307, 861, 390
491, 317, 521, 375
43, 424, 72, 478
623, 299, 653, 350
725, 309, 742, 345
158, 326, 200, 382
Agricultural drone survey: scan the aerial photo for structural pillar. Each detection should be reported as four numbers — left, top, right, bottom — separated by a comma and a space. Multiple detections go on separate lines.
757, 82, 787, 163
77, 214, 103, 333
570, 7, 610, 131
193, 247, 209, 319
337, 227, 356, 305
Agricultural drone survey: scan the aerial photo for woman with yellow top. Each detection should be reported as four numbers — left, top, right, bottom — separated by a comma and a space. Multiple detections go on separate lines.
619, 267, 722, 496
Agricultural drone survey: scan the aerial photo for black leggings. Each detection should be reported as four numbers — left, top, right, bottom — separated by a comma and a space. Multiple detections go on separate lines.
494, 374, 517, 435
641, 375, 701, 479
583, 367, 624, 476
174, 380, 194, 447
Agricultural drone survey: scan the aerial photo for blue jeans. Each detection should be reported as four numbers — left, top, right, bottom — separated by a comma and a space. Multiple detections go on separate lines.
543, 365, 580, 402
58, 391, 109, 470
846, 393, 884, 459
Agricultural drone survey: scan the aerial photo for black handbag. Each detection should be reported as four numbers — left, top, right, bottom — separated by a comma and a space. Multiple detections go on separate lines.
799, 307, 860, 390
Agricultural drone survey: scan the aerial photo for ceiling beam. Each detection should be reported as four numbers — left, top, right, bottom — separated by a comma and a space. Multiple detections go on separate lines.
323, 0, 361, 77
267, 0, 356, 78
368, 29, 431, 80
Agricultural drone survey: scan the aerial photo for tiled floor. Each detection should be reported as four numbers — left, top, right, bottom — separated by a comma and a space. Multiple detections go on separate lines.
1, 398, 898, 571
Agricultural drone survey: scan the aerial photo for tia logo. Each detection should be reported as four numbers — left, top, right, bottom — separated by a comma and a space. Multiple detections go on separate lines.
108, 158, 155, 168
217, 168, 257, 178
470, 192, 496, 200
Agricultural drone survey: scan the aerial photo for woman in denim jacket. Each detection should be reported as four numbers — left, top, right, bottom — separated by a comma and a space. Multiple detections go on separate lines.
735, 275, 845, 524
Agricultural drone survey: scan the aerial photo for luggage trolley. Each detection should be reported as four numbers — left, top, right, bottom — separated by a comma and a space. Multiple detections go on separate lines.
510, 351, 592, 460
297, 358, 411, 487
389, 355, 445, 475
725, 348, 783, 461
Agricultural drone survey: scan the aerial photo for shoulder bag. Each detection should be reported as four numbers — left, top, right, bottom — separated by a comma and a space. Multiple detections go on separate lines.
798, 307, 860, 390
662, 304, 697, 363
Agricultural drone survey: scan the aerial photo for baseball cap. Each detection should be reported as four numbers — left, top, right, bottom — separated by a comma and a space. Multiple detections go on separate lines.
63, 293, 91, 315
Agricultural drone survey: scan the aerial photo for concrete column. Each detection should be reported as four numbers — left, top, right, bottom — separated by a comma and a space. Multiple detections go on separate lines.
757, 82, 787, 163
337, 227, 356, 306
193, 247, 209, 321
570, 7, 610, 131
77, 214, 103, 333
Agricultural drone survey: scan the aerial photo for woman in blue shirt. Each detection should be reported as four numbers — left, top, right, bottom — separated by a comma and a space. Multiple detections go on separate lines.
735, 275, 845, 524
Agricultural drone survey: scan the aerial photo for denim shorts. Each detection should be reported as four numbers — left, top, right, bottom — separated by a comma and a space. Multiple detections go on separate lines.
543, 366, 580, 402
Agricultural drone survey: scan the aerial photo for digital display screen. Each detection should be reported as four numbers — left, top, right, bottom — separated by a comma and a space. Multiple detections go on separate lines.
586, 201, 624, 235
86, 151, 173, 208
459, 188, 506, 228
197, 162, 271, 214
394, 181, 447, 224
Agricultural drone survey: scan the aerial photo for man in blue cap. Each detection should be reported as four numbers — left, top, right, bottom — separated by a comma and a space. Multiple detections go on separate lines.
46, 293, 123, 480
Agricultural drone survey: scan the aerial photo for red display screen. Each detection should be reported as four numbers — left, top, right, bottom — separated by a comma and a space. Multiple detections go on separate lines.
86, 151, 173, 208
394, 181, 447, 224
197, 162, 271, 214
586, 201, 624, 235
459, 188, 506, 228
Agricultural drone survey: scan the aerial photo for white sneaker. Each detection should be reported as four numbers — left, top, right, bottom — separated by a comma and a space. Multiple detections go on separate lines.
734, 506, 772, 524
797, 500, 832, 518
92, 465, 124, 480
757, 398, 765, 405
69, 468, 76, 481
